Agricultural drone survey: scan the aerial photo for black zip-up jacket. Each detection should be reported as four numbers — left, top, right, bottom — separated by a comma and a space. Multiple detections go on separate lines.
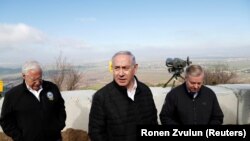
0, 80, 66, 141
160, 83, 224, 125
89, 78, 158, 141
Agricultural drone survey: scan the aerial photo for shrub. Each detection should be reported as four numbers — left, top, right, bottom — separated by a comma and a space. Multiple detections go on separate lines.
203, 64, 237, 85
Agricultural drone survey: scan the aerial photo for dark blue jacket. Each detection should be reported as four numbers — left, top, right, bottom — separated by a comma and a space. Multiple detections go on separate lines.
160, 83, 224, 125
0, 80, 66, 141
89, 79, 158, 141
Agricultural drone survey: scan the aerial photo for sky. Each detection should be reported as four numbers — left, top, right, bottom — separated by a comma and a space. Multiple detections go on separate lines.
0, 0, 250, 67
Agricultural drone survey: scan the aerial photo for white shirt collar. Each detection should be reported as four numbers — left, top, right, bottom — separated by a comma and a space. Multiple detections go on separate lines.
26, 83, 43, 101
127, 78, 137, 101
193, 92, 198, 98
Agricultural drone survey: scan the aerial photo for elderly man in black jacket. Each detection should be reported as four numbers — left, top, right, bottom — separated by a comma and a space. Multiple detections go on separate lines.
0, 60, 66, 141
160, 64, 224, 125
89, 51, 158, 141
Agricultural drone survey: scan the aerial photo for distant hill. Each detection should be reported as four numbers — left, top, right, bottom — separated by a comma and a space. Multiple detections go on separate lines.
0, 57, 250, 90
0, 67, 21, 75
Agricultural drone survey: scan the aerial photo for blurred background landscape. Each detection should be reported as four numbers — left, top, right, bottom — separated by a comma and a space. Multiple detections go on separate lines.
1, 56, 250, 91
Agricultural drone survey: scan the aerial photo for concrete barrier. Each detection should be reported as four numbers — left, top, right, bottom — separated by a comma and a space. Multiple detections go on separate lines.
218, 84, 250, 124
152, 86, 238, 125
0, 84, 249, 132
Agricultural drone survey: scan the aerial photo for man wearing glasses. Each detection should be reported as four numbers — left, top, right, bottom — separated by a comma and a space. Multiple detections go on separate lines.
0, 60, 66, 141
89, 51, 158, 141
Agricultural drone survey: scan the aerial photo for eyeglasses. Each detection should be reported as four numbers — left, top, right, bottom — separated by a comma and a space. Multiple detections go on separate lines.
25, 75, 43, 83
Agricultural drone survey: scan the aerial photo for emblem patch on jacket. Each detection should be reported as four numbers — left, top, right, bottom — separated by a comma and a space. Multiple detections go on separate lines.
47, 92, 54, 101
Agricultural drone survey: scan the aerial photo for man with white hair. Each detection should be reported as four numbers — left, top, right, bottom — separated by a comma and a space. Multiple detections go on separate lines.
160, 64, 224, 125
0, 61, 66, 141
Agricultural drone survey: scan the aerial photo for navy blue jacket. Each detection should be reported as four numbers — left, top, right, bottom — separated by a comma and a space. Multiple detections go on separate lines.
160, 83, 224, 125
89, 79, 158, 141
0, 80, 66, 141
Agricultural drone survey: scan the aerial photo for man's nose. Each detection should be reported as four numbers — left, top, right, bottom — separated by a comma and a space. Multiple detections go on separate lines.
34, 80, 42, 85
194, 84, 199, 89
118, 69, 125, 76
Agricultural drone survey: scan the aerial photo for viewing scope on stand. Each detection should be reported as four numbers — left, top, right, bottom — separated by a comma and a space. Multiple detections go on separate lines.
163, 57, 192, 88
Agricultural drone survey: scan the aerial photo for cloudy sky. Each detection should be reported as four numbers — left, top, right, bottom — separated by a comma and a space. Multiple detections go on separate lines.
0, 0, 249, 67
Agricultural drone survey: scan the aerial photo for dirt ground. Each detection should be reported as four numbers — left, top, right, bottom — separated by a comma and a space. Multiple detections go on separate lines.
0, 128, 89, 141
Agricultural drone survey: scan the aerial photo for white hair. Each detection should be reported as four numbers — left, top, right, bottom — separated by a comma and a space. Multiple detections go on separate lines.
22, 60, 42, 75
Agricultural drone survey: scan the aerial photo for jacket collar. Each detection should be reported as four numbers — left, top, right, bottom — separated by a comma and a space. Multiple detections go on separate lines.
22, 80, 49, 92
112, 76, 141, 95
183, 82, 203, 99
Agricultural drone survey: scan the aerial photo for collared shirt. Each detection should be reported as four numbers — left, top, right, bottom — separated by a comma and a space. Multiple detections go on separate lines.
186, 83, 198, 99
26, 83, 43, 101
127, 78, 137, 101
188, 91, 198, 99
193, 92, 198, 99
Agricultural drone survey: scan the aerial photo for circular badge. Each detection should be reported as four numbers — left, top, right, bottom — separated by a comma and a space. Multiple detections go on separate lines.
47, 91, 54, 101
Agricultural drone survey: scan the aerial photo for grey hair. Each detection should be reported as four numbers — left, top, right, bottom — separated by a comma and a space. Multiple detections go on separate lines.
185, 64, 204, 77
22, 60, 42, 75
112, 51, 136, 65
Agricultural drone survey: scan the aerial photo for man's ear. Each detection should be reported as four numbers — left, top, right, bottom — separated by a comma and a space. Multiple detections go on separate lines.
134, 64, 138, 73
22, 73, 25, 79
